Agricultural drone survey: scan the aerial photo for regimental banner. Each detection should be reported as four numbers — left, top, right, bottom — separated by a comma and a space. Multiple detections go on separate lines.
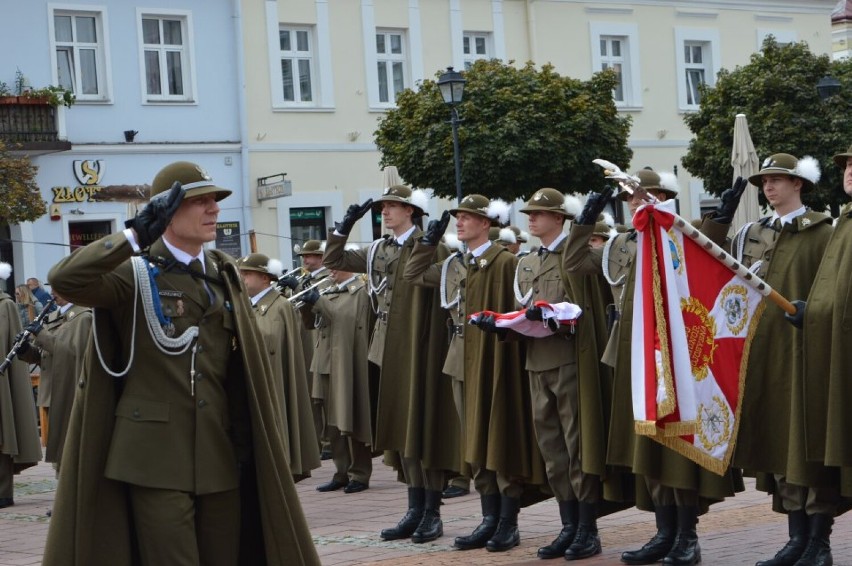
630, 202, 766, 475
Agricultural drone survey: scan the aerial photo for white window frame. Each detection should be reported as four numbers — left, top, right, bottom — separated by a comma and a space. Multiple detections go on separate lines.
277, 25, 317, 106
372, 28, 409, 109
590, 22, 642, 109
48, 4, 113, 103
463, 32, 492, 70
756, 29, 797, 49
674, 28, 720, 112
136, 8, 197, 104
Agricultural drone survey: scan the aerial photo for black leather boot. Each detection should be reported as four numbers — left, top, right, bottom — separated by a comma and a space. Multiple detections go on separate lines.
411, 489, 443, 543
486, 495, 521, 552
621, 505, 677, 564
792, 513, 833, 566
537, 500, 578, 559
662, 505, 700, 565
564, 501, 601, 560
454, 493, 501, 550
380, 487, 425, 540
755, 510, 808, 566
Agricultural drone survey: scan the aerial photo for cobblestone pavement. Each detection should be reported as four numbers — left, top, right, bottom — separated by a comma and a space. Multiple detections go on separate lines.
2, 456, 850, 565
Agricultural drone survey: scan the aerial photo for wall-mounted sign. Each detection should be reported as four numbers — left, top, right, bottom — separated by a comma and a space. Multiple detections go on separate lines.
290, 208, 323, 220
215, 221, 242, 258
52, 159, 152, 203
257, 173, 292, 201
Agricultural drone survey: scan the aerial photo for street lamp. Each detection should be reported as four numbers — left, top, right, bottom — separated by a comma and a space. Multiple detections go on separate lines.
437, 66, 466, 204
817, 75, 842, 101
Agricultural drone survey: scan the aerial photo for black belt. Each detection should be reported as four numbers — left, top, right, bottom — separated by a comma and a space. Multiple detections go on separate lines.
449, 323, 464, 337
377, 310, 389, 322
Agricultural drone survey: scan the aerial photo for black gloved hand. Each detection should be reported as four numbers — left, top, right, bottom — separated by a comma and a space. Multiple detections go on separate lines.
25, 319, 44, 336
470, 314, 507, 337
784, 299, 806, 329
525, 305, 544, 321
278, 275, 299, 291
712, 177, 748, 224
422, 211, 451, 246
575, 185, 615, 225
334, 199, 374, 235
13, 332, 32, 356
301, 288, 321, 306
125, 181, 185, 248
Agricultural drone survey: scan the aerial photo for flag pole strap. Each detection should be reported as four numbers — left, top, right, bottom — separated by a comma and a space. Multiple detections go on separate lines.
671, 215, 796, 315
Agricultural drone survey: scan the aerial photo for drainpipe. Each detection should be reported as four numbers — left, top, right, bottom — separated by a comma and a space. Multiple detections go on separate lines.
233, 0, 254, 255
525, 0, 537, 63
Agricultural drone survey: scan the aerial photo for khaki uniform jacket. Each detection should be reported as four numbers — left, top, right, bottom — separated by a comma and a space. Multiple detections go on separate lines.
323, 231, 458, 472
0, 293, 41, 472
308, 278, 373, 445
564, 223, 742, 511
732, 212, 835, 492
24, 305, 92, 463
43, 233, 319, 566
253, 289, 320, 479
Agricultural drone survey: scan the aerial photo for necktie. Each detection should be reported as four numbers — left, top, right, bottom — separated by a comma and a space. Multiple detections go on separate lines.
188, 258, 211, 307
464, 252, 475, 266
538, 247, 549, 257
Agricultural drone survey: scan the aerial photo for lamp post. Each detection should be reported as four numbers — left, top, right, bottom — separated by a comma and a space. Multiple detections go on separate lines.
817, 75, 842, 101
437, 67, 466, 204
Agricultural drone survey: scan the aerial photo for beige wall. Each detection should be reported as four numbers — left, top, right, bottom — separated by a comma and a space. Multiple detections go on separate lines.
242, 0, 833, 260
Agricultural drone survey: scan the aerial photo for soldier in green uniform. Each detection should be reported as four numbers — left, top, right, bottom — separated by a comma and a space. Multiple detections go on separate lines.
728, 153, 837, 566
43, 161, 319, 566
0, 263, 41, 509
565, 170, 742, 566
298, 268, 373, 494
17, 291, 92, 468
514, 188, 612, 561
323, 185, 457, 544
237, 253, 320, 482
405, 194, 546, 552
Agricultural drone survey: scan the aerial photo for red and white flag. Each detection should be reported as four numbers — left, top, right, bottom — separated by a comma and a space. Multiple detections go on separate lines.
631, 202, 766, 475
468, 301, 582, 338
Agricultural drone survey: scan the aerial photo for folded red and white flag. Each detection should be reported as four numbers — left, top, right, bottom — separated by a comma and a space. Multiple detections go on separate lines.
469, 301, 582, 338
631, 201, 766, 475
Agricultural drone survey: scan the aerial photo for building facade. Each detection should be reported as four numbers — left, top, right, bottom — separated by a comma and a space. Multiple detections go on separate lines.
0, 0, 248, 291
245, 0, 832, 267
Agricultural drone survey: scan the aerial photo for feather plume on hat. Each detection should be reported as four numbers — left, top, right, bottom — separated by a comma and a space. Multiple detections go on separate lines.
0, 262, 11, 281
498, 227, 517, 244
487, 199, 511, 226
794, 156, 821, 184
266, 258, 284, 278
442, 233, 463, 251
658, 171, 680, 195
410, 189, 430, 216
344, 243, 361, 252
564, 195, 582, 218
519, 230, 530, 242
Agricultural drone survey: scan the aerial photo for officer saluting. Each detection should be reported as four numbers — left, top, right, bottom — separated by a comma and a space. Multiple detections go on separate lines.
44, 161, 319, 566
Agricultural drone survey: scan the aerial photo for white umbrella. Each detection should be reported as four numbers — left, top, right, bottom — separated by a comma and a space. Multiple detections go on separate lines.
381, 165, 403, 188
731, 113, 762, 232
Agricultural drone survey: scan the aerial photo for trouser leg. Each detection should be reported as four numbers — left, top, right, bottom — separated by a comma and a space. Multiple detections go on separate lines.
128, 486, 197, 566
446, 378, 470, 492
348, 437, 372, 484
195, 489, 241, 566
0, 454, 13, 499
327, 426, 350, 484
529, 369, 576, 502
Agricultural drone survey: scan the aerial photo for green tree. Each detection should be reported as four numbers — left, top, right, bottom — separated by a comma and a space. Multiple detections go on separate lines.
0, 140, 47, 223
374, 59, 632, 202
682, 37, 852, 215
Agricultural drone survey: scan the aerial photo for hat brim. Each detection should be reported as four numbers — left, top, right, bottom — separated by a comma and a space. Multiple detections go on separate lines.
372, 196, 427, 217
449, 208, 497, 225
296, 250, 323, 256
748, 170, 815, 193
238, 265, 275, 278
833, 153, 852, 169
184, 185, 232, 202
616, 187, 678, 201
518, 204, 574, 218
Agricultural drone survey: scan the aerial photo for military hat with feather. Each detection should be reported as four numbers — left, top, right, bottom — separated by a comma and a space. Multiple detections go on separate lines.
520, 188, 582, 218
373, 185, 430, 217
749, 153, 820, 193
450, 194, 511, 226
236, 253, 284, 280
150, 161, 232, 201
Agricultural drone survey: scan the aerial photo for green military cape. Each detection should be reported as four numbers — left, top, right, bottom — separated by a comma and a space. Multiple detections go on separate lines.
42, 249, 319, 566
0, 292, 41, 473
464, 245, 546, 488
803, 206, 852, 501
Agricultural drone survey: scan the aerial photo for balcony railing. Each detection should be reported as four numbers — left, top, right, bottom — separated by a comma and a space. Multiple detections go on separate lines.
0, 97, 71, 153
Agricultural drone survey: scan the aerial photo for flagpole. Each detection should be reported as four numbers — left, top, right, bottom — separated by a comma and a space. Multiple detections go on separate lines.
671, 215, 797, 315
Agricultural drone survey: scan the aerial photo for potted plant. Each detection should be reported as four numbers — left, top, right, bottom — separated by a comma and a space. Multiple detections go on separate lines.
0, 69, 75, 108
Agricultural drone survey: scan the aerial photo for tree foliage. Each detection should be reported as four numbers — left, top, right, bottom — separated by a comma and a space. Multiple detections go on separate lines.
0, 140, 47, 223
374, 59, 632, 202
682, 37, 852, 214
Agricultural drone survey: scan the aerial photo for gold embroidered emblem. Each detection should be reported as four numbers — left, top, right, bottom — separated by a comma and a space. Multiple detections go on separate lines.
680, 296, 717, 381
534, 191, 546, 201
697, 395, 732, 452
478, 258, 488, 269
719, 285, 748, 336
801, 217, 811, 226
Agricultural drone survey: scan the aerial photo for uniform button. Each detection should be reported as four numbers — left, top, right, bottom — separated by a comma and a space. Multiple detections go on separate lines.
104, 240, 114, 249
196, 345, 203, 353
195, 373, 203, 381
133, 409, 140, 419
198, 399, 207, 408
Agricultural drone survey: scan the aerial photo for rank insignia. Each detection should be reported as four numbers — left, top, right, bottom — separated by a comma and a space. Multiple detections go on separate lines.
801, 217, 811, 226
478, 258, 488, 269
